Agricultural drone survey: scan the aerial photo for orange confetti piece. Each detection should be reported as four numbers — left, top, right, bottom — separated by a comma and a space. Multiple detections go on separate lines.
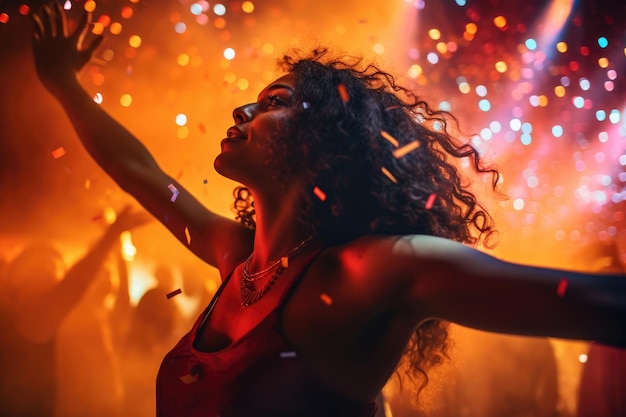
320, 293, 333, 306
184, 226, 191, 245
179, 374, 198, 385
166, 288, 182, 299
392, 140, 421, 158
337, 83, 349, 103
281, 256, 289, 268
425, 193, 437, 209
380, 130, 399, 147
52, 147, 66, 159
313, 186, 327, 201
556, 278, 568, 297
381, 167, 398, 183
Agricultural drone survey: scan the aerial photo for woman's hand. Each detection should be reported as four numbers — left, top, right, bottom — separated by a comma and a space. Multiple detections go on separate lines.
31, 1, 103, 96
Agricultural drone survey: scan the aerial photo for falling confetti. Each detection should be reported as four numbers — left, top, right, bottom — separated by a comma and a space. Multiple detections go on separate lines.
425, 193, 437, 209
381, 166, 398, 183
556, 278, 568, 297
302, 101, 311, 109
281, 256, 289, 268
168, 183, 180, 202
320, 293, 333, 306
52, 147, 66, 159
185, 226, 191, 245
279, 351, 297, 358
337, 83, 349, 103
392, 141, 421, 158
179, 374, 198, 385
313, 186, 327, 201
380, 131, 399, 147
166, 288, 182, 299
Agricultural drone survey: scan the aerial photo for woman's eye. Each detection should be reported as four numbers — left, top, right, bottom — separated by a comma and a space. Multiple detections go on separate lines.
267, 95, 282, 107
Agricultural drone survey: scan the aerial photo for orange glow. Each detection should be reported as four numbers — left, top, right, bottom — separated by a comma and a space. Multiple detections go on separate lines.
84, 0, 96, 13
110, 22, 123, 35
493, 15, 507, 28
121, 6, 134, 19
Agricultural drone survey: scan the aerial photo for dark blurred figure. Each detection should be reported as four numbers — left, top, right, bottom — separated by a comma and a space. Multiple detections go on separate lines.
577, 240, 626, 417
55, 210, 149, 417
119, 263, 184, 417
0, 206, 149, 417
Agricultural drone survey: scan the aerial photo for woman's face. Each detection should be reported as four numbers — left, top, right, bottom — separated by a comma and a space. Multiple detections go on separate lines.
214, 73, 297, 186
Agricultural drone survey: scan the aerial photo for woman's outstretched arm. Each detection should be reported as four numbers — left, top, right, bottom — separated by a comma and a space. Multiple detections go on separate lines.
30, 2, 253, 273
342, 234, 626, 347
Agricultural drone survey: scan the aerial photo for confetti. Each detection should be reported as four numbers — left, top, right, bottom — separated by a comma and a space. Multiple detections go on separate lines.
392, 140, 421, 158
425, 193, 437, 209
52, 147, 66, 159
167, 288, 182, 299
168, 183, 180, 202
380, 167, 398, 183
279, 351, 297, 358
179, 374, 198, 385
380, 131, 399, 147
203, 179, 208, 184
384, 105, 401, 111
185, 226, 191, 245
556, 278, 568, 297
281, 256, 289, 268
91, 213, 103, 222
320, 293, 333, 306
313, 186, 327, 201
337, 83, 349, 103
302, 101, 311, 109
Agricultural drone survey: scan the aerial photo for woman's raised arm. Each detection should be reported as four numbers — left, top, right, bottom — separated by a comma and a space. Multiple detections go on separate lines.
30, 2, 253, 273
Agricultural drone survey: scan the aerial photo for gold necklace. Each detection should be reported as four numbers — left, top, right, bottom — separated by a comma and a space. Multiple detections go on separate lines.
240, 235, 313, 307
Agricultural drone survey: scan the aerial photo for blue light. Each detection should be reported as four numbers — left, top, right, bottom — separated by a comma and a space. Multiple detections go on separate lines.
478, 99, 491, 111
455, 0, 467, 5
598, 37, 608, 48
552, 125, 563, 137
525, 38, 537, 50
596, 110, 606, 121
521, 133, 532, 145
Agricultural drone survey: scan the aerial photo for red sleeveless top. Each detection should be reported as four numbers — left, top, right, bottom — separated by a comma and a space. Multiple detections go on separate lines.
156, 249, 377, 417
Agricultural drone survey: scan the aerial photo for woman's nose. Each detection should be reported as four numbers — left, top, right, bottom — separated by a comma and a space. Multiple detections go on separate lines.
232, 103, 257, 124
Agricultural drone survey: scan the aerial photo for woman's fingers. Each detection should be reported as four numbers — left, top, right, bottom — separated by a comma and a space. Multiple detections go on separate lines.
71, 8, 90, 44
40, 3, 54, 37
31, 12, 44, 41
52, 1, 66, 37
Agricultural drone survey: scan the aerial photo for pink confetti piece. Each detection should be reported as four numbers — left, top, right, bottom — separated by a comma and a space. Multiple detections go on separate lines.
179, 374, 198, 385
279, 351, 297, 358
168, 183, 179, 202
556, 278, 568, 297
281, 256, 289, 268
52, 147, 66, 159
184, 227, 191, 245
166, 288, 182, 299
313, 186, 327, 201
337, 84, 349, 103
320, 293, 333, 306
380, 167, 398, 183
425, 193, 437, 210
392, 141, 420, 158
380, 131, 399, 147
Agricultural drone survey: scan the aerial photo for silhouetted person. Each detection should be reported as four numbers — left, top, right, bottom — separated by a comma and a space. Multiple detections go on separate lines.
0, 206, 148, 417
577, 241, 626, 417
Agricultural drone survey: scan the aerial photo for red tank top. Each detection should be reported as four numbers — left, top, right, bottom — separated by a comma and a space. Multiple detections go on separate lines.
156, 249, 377, 417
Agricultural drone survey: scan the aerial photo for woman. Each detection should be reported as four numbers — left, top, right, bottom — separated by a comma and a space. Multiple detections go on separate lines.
30, 3, 625, 417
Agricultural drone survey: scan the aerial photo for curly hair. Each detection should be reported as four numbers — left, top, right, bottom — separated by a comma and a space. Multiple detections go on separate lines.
233, 48, 500, 398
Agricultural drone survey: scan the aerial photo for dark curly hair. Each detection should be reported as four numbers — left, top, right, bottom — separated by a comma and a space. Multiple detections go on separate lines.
233, 48, 500, 398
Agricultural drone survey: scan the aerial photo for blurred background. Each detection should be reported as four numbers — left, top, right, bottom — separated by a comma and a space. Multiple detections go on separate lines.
0, 0, 624, 416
